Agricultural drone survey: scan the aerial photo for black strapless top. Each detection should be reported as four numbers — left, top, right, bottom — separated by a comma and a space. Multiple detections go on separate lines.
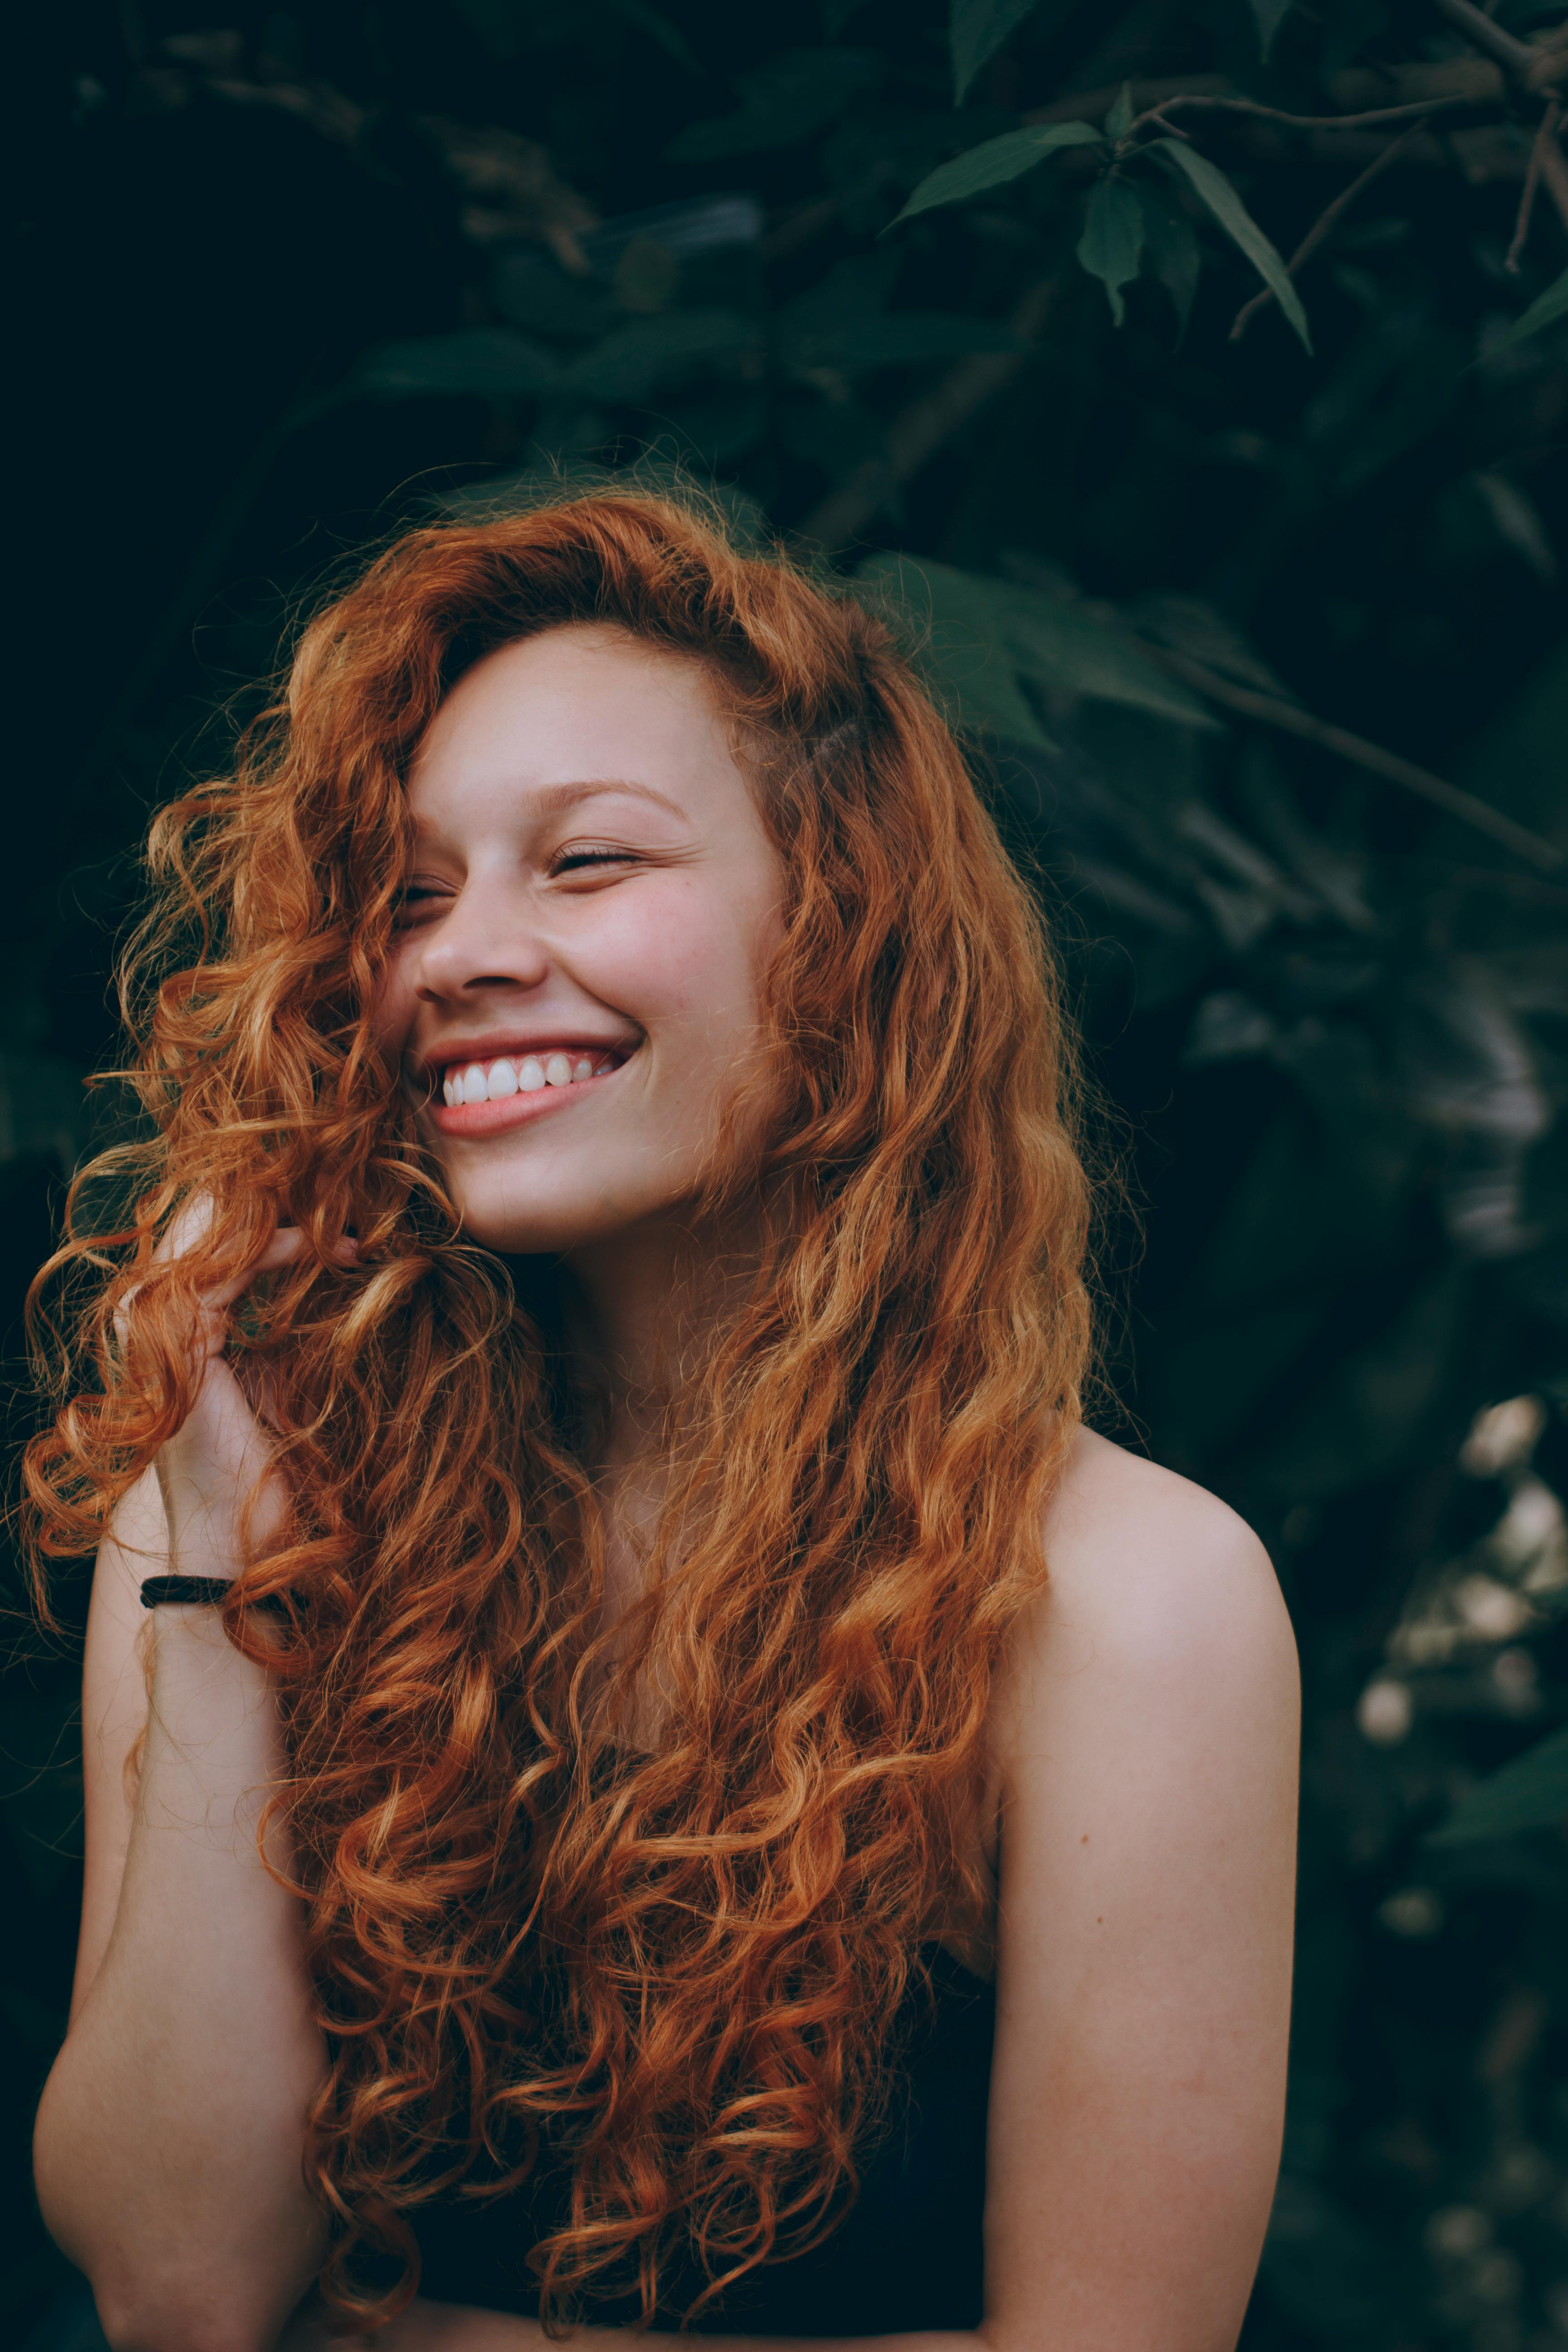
413, 1946, 995, 2335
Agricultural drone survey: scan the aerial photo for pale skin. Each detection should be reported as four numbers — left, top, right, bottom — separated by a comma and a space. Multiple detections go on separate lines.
33, 626, 1300, 2352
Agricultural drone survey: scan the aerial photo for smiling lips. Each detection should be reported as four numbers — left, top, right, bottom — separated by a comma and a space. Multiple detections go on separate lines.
427, 1042, 634, 1134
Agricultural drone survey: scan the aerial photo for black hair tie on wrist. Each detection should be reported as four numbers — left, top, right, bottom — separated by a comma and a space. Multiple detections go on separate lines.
139, 1575, 283, 1612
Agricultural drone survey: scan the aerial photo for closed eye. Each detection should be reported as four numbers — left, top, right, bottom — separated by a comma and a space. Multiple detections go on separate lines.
549, 845, 643, 878
394, 882, 451, 926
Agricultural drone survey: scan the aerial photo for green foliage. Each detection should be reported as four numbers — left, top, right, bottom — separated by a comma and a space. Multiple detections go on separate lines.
1427, 1727, 1568, 1846
1491, 261, 1568, 351
887, 120, 1102, 225
949, 0, 1043, 103
666, 49, 882, 159
1248, 0, 1298, 59
1151, 142, 1313, 353
11, 3, 1568, 2345
1077, 175, 1144, 325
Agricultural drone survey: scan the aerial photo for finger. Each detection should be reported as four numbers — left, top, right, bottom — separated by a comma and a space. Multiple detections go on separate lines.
151, 1191, 219, 1269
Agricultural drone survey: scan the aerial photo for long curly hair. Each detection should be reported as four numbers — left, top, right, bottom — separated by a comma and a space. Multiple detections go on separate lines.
24, 490, 1092, 2330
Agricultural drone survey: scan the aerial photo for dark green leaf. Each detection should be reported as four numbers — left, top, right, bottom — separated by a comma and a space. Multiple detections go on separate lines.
666, 49, 881, 161
1152, 140, 1312, 353
612, 0, 701, 71
888, 120, 1104, 228
1103, 82, 1135, 141
951, 0, 1041, 105
1076, 175, 1144, 326
562, 310, 756, 402
1136, 183, 1201, 337
1004, 590, 1222, 725
854, 554, 1056, 748
1248, 0, 1296, 58
1426, 1726, 1568, 1846
791, 312, 1025, 368
1489, 264, 1568, 353
358, 328, 561, 398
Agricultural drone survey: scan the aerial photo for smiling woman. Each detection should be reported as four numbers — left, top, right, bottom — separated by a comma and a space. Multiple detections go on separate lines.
22, 490, 1296, 2352
386, 627, 784, 1252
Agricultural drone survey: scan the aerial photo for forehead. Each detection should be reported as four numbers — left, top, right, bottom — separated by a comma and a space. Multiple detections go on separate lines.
407, 623, 738, 821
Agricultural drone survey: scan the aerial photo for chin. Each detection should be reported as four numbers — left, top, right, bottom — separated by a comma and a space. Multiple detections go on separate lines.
446, 1168, 679, 1259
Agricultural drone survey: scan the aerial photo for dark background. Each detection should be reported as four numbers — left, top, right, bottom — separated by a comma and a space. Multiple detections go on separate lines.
7, 3, 1568, 2345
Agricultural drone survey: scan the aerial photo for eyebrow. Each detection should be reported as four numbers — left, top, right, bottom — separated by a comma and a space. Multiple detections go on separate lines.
525, 777, 689, 822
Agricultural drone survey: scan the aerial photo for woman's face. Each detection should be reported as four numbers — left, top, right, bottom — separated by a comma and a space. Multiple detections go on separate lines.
375, 624, 785, 1256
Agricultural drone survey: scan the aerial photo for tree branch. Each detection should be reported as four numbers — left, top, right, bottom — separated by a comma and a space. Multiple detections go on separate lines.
1533, 120, 1568, 234
1507, 99, 1562, 268
1431, 0, 1568, 94
1132, 645, 1565, 871
1230, 121, 1432, 340
1132, 89, 1485, 137
1432, 0, 1540, 77
791, 280, 1059, 558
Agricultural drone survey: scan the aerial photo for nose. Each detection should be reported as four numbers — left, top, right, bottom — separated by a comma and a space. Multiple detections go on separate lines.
411, 871, 551, 1003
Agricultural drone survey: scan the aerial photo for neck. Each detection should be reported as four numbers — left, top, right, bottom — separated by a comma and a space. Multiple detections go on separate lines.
560, 1201, 764, 1470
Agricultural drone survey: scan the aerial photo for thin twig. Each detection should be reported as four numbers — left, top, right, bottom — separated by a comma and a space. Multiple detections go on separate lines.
1432, 0, 1538, 77
1534, 118, 1568, 233
1132, 89, 1489, 137
1230, 120, 1431, 340
1132, 643, 1566, 871
1432, 0, 1568, 93
1507, 98, 1561, 268
791, 280, 1059, 558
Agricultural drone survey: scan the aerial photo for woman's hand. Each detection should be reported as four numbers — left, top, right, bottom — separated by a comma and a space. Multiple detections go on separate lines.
139, 1198, 350, 1583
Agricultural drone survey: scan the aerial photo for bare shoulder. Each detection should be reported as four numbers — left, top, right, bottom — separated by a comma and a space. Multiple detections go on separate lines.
993, 1427, 1298, 1769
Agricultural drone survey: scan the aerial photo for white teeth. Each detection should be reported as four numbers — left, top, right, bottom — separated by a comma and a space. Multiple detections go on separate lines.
441, 1050, 617, 1105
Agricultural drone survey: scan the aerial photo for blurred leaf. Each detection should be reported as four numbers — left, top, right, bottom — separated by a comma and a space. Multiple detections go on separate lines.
1076, 175, 1144, 325
1247, 1269, 1468, 1503
1126, 593, 1297, 697
1489, 263, 1568, 352
1426, 1726, 1568, 1844
667, 49, 882, 160
1152, 141, 1312, 352
1185, 990, 1279, 1064
1136, 183, 1201, 336
1470, 471, 1557, 581
1248, 0, 1297, 57
779, 391, 891, 489
492, 250, 614, 340
951, 0, 1041, 104
855, 553, 1056, 748
887, 121, 1103, 227
1235, 748, 1377, 932
358, 327, 561, 397
562, 309, 756, 401
794, 312, 1025, 366
1004, 592, 1222, 726
612, 0, 701, 71
611, 238, 681, 314
1103, 83, 1135, 141
783, 249, 899, 333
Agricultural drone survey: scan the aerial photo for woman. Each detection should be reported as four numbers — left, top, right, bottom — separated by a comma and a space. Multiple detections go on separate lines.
27, 491, 1298, 2352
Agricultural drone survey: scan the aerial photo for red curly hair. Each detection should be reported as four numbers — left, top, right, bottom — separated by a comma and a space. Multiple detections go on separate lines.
25, 490, 1092, 2329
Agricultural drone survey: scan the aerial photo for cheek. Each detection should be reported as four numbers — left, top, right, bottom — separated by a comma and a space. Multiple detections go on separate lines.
591, 875, 776, 1041
369, 954, 419, 1063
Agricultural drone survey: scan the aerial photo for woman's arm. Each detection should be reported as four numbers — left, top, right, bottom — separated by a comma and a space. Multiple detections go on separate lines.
35, 1420, 329, 2347
977, 1430, 1298, 2351
284, 1429, 1297, 2352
